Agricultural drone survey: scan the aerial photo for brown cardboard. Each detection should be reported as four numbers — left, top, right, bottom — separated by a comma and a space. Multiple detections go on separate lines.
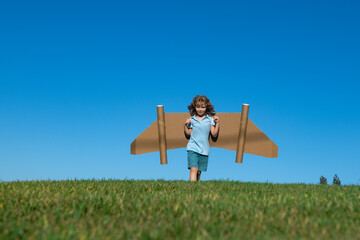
157, 105, 167, 165
131, 112, 278, 160
236, 104, 250, 163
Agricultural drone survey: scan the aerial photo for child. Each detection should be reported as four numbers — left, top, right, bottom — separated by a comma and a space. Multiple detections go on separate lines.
184, 95, 219, 181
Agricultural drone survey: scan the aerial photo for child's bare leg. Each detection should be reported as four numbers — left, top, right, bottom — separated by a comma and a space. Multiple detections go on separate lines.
197, 171, 201, 181
190, 167, 198, 182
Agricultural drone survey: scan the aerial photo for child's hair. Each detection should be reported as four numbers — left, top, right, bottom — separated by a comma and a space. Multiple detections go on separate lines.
188, 95, 216, 116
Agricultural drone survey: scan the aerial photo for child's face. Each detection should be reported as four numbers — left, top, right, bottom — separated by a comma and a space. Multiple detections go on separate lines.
195, 102, 206, 116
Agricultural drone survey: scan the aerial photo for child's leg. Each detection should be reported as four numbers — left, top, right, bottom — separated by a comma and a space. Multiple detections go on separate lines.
196, 154, 208, 181
190, 167, 198, 182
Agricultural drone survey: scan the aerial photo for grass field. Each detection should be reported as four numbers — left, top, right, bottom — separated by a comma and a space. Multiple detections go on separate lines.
0, 180, 359, 239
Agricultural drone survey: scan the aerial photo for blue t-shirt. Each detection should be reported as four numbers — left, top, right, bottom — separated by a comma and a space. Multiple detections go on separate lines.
186, 115, 216, 156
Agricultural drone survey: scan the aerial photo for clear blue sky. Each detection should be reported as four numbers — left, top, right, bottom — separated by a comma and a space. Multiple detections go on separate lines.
1, 1, 359, 184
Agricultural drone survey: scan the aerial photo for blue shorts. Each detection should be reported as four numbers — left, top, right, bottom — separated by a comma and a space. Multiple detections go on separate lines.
187, 150, 209, 172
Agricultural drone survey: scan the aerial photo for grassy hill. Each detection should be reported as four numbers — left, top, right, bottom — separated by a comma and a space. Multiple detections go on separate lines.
0, 180, 359, 239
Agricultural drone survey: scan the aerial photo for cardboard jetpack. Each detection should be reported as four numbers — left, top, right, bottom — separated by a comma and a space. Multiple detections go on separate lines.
131, 104, 278, 165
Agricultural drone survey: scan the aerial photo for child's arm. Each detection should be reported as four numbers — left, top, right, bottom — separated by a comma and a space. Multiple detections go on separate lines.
210, 116, 220, 138
184, 119, 192, 139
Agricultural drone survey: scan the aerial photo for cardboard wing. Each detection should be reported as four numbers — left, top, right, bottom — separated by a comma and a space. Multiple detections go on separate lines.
131, 113, 278, 158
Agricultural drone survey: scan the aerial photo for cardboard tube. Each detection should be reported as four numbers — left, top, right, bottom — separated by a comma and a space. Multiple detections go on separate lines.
236, 104, 250, 163
157, 105, 168, 165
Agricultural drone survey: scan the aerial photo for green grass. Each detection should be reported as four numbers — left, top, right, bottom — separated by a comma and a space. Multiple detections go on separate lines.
0, 180, 359, 239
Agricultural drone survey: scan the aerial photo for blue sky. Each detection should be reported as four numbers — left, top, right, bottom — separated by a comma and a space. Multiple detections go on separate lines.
1, 1, 359, 184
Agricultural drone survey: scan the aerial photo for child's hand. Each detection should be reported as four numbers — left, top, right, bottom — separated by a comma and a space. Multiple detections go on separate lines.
185, 119, 191, 126
213, 116, 219, 124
